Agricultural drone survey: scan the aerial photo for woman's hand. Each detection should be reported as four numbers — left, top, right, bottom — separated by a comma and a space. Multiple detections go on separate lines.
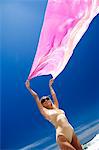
25, 80, 30, 89
49, 78, 54, 87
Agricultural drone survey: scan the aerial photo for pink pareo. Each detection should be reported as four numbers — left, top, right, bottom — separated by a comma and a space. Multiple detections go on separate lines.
28, 0, 99, 80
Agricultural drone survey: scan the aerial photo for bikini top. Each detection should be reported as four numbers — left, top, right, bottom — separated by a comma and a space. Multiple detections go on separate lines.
42, 104, 66, 128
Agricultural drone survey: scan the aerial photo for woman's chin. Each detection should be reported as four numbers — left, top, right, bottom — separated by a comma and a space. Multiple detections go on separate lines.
49, 104, 53, 109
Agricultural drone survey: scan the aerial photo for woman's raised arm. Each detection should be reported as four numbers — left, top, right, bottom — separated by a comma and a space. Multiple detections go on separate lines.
49, 78, 59, 108
25, 80, 46, 116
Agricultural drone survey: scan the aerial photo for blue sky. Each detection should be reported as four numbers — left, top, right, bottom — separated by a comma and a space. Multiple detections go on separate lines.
1, 0, 99, 149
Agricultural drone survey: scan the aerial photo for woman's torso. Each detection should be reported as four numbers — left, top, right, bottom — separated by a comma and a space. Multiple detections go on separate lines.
42, 105, 74, 143
42, 105, 69, 128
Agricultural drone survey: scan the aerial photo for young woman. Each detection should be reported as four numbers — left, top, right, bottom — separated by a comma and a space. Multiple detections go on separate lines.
25, 78, 82, 150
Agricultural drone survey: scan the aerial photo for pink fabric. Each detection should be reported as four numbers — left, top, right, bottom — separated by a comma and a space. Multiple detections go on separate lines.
28, 0, 99, 80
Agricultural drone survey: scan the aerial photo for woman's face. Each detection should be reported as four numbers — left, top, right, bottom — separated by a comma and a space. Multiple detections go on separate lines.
42, 98, 53, 109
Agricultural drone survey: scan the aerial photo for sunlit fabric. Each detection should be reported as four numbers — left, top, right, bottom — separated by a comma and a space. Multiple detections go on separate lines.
28, 0, 99, 80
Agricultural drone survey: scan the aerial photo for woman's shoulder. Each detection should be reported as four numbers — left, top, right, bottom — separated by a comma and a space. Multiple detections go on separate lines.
53, 104, 64, 111
52, 104, 57, 109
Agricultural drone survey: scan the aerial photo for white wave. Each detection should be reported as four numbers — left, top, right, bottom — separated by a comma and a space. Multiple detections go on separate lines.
20, 136, 52, 150
78, 123, 99, 141
82, 134, 99, 150
20, 119, 99, 150
43, 143, 57, 150
75, 119, 99, 134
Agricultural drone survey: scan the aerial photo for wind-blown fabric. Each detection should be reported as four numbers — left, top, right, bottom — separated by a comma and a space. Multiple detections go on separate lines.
28, 0, 99, 80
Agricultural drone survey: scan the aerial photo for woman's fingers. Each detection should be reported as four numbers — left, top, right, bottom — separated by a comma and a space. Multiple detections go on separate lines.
49, 79, 53, 84
25, 80, 30, 88
51, 78, 54, 83
50, 78, 54, 82
49, 78, 54, 86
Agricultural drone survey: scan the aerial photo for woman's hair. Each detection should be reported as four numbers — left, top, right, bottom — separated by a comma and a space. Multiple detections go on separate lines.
40, 95, 51, 104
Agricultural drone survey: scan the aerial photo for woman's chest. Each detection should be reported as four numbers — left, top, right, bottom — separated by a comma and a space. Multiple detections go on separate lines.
47, 108, 65, 116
